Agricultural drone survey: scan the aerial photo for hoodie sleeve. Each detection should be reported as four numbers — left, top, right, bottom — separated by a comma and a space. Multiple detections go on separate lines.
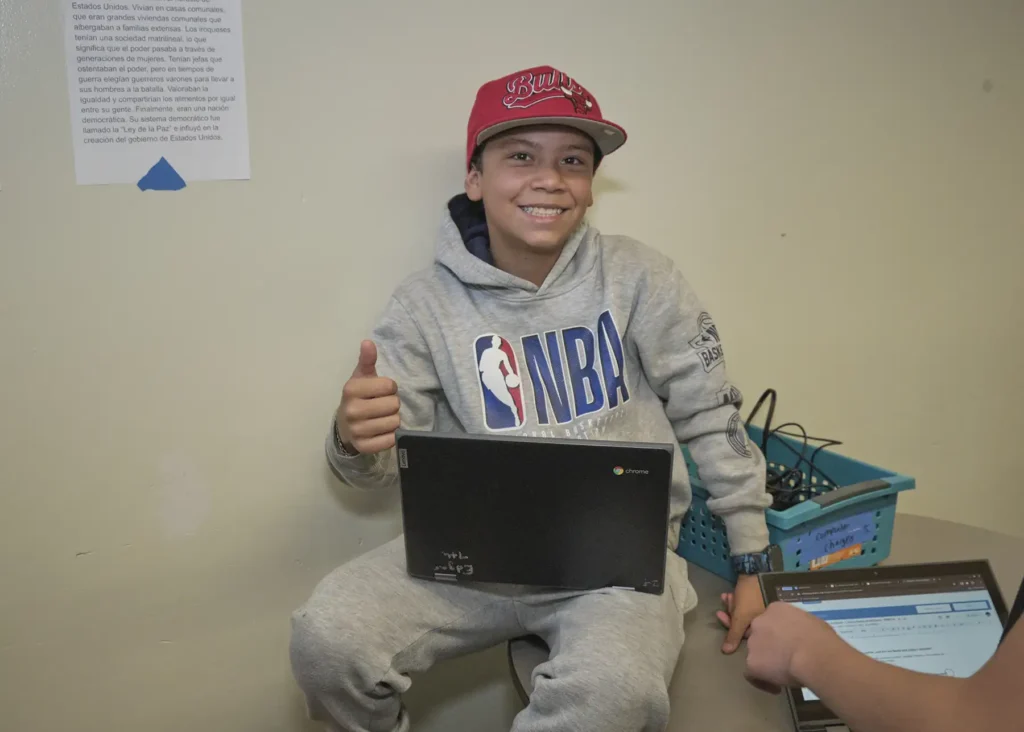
633, 267, 771, 556
326, 296, 440, 490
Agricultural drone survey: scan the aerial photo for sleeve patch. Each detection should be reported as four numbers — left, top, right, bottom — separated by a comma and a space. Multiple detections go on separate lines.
688, 312, 724, 372
727, 412, 753, 458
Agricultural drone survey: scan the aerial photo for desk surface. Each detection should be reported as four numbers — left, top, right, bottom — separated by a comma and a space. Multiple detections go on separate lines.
508, 513, 1023, 731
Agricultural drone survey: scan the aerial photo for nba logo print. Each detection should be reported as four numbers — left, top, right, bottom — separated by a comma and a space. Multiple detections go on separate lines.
474, 334, 526, 431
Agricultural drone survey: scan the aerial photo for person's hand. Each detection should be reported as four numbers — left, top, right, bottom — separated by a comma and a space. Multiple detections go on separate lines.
717, 574, 766, 653
744, 601, 838, 694
335, 340, 401, 455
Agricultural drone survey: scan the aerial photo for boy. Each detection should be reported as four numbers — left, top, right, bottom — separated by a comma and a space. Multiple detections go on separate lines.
290, 65, 774, 732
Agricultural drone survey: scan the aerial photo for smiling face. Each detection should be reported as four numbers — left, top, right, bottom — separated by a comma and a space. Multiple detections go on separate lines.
465, 125, 596, 261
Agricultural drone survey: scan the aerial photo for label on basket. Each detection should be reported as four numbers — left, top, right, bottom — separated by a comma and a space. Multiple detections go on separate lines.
783, 510, 875, 570
809, 544, 863, 570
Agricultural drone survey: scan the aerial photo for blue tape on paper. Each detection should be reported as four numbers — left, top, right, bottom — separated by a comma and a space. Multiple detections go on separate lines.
137, 157, 186, 191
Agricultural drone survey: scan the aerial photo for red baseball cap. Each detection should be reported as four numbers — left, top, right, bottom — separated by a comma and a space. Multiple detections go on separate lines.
466, 65, 627, 170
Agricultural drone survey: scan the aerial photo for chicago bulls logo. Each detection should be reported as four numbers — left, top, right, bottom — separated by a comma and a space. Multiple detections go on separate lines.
502, 69, 596, 115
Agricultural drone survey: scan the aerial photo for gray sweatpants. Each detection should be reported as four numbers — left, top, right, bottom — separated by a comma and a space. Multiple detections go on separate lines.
289, 537, 697, 732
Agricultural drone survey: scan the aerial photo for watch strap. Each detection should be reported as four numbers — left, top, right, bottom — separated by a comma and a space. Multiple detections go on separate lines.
731, 544, 781, 575
333, 418, 359, 457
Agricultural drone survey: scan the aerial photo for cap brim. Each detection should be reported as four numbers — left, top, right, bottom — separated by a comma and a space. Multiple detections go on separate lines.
476, 117, 627, 158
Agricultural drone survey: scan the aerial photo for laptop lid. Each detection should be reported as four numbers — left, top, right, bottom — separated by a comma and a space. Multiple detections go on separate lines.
760, 560, 1010, 731
395, 430, 674, 594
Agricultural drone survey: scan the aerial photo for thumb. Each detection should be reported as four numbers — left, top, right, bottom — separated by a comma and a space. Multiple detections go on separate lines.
745, 672, 782, 696
352, 340, 378, 378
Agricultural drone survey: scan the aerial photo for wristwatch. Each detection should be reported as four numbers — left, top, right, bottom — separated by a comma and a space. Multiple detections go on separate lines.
333, 419, 359, 457
731, 544, 783, 575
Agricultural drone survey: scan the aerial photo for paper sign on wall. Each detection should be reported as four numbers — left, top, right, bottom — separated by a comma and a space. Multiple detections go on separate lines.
63, 0, 250, 186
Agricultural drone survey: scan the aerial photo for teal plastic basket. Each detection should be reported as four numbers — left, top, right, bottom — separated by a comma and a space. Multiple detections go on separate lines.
677, 425, 915, 583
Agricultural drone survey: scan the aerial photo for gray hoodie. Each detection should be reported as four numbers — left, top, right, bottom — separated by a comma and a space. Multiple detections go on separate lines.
328, 199, 771, 555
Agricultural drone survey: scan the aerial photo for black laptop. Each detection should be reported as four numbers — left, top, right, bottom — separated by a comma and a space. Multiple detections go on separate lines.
760, 560, 1012, 732
395, 430, 674, 594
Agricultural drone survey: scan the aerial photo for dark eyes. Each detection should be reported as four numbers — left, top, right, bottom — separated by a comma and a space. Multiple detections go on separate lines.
507, 152, 589, 166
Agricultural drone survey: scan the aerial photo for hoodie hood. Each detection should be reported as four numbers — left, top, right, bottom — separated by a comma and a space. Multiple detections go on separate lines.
436, 194, 597, 299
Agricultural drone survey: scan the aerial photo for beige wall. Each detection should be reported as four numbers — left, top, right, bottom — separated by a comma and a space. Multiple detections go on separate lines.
1, 0, 1022, 730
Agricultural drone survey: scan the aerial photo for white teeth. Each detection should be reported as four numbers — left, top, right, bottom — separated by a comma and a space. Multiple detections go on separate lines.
521, 206, 564, 217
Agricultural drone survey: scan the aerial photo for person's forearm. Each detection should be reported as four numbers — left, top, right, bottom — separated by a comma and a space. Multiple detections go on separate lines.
795, 633, 975, 732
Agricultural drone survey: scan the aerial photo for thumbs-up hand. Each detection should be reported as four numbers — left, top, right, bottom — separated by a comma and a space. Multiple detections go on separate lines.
335, 341, 401, 455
